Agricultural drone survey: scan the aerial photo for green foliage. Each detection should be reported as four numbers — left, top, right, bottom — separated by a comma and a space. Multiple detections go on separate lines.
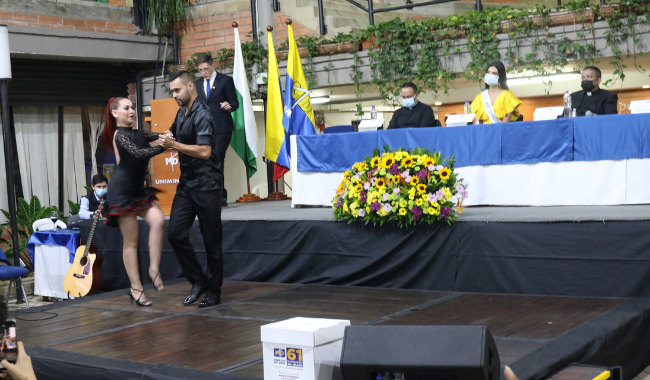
147, 0, 188, 35
169, 1, 650, 103
0, 196, 59, 259
68, 200, 80, 216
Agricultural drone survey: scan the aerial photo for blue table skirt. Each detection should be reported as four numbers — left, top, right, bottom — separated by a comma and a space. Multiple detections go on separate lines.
297, 114, 649, 173
27, 229, 80, 265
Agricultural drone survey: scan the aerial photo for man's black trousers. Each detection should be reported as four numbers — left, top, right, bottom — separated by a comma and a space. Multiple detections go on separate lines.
168, 187, 223, 295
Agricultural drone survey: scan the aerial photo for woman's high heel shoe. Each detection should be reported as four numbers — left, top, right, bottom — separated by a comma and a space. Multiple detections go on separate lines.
149, 271, 165, 292
129, 288, 153, 307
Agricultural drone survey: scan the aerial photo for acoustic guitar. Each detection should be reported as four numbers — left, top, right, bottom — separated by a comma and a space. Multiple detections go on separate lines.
63, 205, 102, 298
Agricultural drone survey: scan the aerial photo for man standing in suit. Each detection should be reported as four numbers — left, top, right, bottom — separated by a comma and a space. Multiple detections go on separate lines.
195, 53, 239, 206
570, 66, 618, 116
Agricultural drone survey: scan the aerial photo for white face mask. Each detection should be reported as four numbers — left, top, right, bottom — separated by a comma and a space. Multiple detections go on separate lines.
484, 73, 500, 86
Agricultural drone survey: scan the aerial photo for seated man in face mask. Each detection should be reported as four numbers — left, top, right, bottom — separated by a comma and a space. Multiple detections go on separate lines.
387, 82, 438, 129
570, 66, 618, 116
79, 174, 108, 220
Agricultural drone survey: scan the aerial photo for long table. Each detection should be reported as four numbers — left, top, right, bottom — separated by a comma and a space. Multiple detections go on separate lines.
291, 114, 650, 207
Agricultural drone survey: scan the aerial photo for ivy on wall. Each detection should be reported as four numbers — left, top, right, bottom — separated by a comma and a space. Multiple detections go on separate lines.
175, 0, 650, 108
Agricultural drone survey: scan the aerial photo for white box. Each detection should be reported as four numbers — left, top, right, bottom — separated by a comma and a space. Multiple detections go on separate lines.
358, 119, 385, 132
533, 106, 563, 121
446, 113, 475, 127
261, 317, 351, 380
630, 99, 650, 114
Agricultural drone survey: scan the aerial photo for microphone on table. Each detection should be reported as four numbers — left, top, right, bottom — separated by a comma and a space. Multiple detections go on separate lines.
585, 111, 597, 116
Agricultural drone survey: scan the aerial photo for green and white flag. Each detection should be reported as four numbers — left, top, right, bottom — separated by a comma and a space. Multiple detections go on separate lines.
230, 27, 259, 178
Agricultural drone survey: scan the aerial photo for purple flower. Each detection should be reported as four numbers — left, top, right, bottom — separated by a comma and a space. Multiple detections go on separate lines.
434, 165, 444, 171
428, 164, 435, 172
336, 197, 343, 207
436, 189, 445, 199
383, 193, 389, 201
358, 209, 366, 217
370, 201, 381, 212
360, 191, 367, 203
456, 184, 468, 202
370, 168, 378, 176
383, 203, 392, 212
363, 182, 370, 190
440, 207, 451, 218
393, 188, 401, 195
401, 170, 410, 178
417, 169, 427, 181
411, 205, 422, 221
428, 193, 438, 203
354, 174, 360, 180
387, 164, 400, 175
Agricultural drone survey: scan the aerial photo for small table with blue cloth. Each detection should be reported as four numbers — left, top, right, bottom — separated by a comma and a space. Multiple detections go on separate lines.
27, 229, 80, 299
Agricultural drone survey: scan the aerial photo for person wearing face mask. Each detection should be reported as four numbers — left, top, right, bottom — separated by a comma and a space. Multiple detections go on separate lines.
570, 66, 618, 116
79, 174, 109, 220
470, 61, 522, 124
387, 82, 438, 129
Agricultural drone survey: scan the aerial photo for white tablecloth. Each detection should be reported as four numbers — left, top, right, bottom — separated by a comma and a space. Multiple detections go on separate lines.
34, 245, 73, 299
290, 136, 650, 207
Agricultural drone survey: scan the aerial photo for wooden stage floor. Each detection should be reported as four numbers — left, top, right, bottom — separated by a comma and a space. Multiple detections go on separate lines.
14, 281, 645, 380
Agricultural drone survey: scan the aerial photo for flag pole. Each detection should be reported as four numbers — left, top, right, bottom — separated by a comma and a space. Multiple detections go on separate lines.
264, 20, 292, 202
232, 21, 263, 203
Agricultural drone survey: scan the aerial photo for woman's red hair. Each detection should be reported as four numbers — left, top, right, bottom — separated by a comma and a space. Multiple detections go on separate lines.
104, 97, 127, 152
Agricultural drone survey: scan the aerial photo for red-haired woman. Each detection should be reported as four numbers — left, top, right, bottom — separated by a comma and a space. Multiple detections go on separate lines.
103, 97, 167, 306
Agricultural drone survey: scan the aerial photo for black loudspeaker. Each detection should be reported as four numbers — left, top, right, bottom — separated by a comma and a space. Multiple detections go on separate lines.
340, 325, 500, 380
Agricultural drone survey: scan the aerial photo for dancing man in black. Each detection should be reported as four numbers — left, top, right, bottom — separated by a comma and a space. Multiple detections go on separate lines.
159, 71, 224, 308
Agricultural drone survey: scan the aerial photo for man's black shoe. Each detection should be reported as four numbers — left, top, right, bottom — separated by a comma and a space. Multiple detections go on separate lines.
183, 284, 207, 306
198, 292, 221, 308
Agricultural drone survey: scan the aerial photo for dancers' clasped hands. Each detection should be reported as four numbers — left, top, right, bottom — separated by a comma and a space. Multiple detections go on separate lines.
158, 130, 175, 149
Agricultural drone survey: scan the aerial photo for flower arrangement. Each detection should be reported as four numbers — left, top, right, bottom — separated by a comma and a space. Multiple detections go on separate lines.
333, 146, 467, 227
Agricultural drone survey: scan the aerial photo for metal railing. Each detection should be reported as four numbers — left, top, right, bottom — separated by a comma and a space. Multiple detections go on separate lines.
316, 0, 609, 35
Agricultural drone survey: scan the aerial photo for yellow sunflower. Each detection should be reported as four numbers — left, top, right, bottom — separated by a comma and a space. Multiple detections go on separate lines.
401, 156, 415, 168
423, 158, 435, 167
357, 161, 368, 171
439, 167, 451, 180
354, 184, 363, 193
416, 183, 427, 194
382, 154, 396, 169
344, 170, 352, 179
399, 208, 407, 215
410, 177, 419, 186
371, 157, 381, 168
375, 178, 386, 190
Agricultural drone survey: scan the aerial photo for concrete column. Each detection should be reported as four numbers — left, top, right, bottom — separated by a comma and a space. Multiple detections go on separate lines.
258, 0, 276, 47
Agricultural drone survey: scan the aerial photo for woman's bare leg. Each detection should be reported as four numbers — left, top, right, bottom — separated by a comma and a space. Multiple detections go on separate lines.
139, 202, 165, 290
118, 214, 148, 303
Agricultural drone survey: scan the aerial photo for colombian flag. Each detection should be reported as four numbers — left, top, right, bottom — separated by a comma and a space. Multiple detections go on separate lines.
265, 31, 290, 182
282, 23, 316, 156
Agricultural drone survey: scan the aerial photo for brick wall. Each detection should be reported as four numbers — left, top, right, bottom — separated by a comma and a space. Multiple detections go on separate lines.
178, 10, 316, 63
0, 11, 135, 34
128, 83, 136, 103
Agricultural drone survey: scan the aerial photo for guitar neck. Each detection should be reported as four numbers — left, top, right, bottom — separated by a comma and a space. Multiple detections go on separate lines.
83, 202, 103, 258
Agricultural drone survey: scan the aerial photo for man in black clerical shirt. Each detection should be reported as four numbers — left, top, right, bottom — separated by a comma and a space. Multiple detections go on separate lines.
159, 70, 224, 308
387, 82, 438, 129
570, 66, 618, 116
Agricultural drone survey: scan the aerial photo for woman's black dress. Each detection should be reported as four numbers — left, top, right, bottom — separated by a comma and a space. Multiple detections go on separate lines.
104, 127, 166, 228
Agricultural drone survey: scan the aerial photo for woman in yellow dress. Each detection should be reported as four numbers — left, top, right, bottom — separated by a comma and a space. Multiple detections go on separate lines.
470, 61, 522, 124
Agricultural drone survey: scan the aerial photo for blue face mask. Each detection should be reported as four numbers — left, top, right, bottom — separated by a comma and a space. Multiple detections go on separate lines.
402, 97, 415, 108
95, 189, 107, 198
